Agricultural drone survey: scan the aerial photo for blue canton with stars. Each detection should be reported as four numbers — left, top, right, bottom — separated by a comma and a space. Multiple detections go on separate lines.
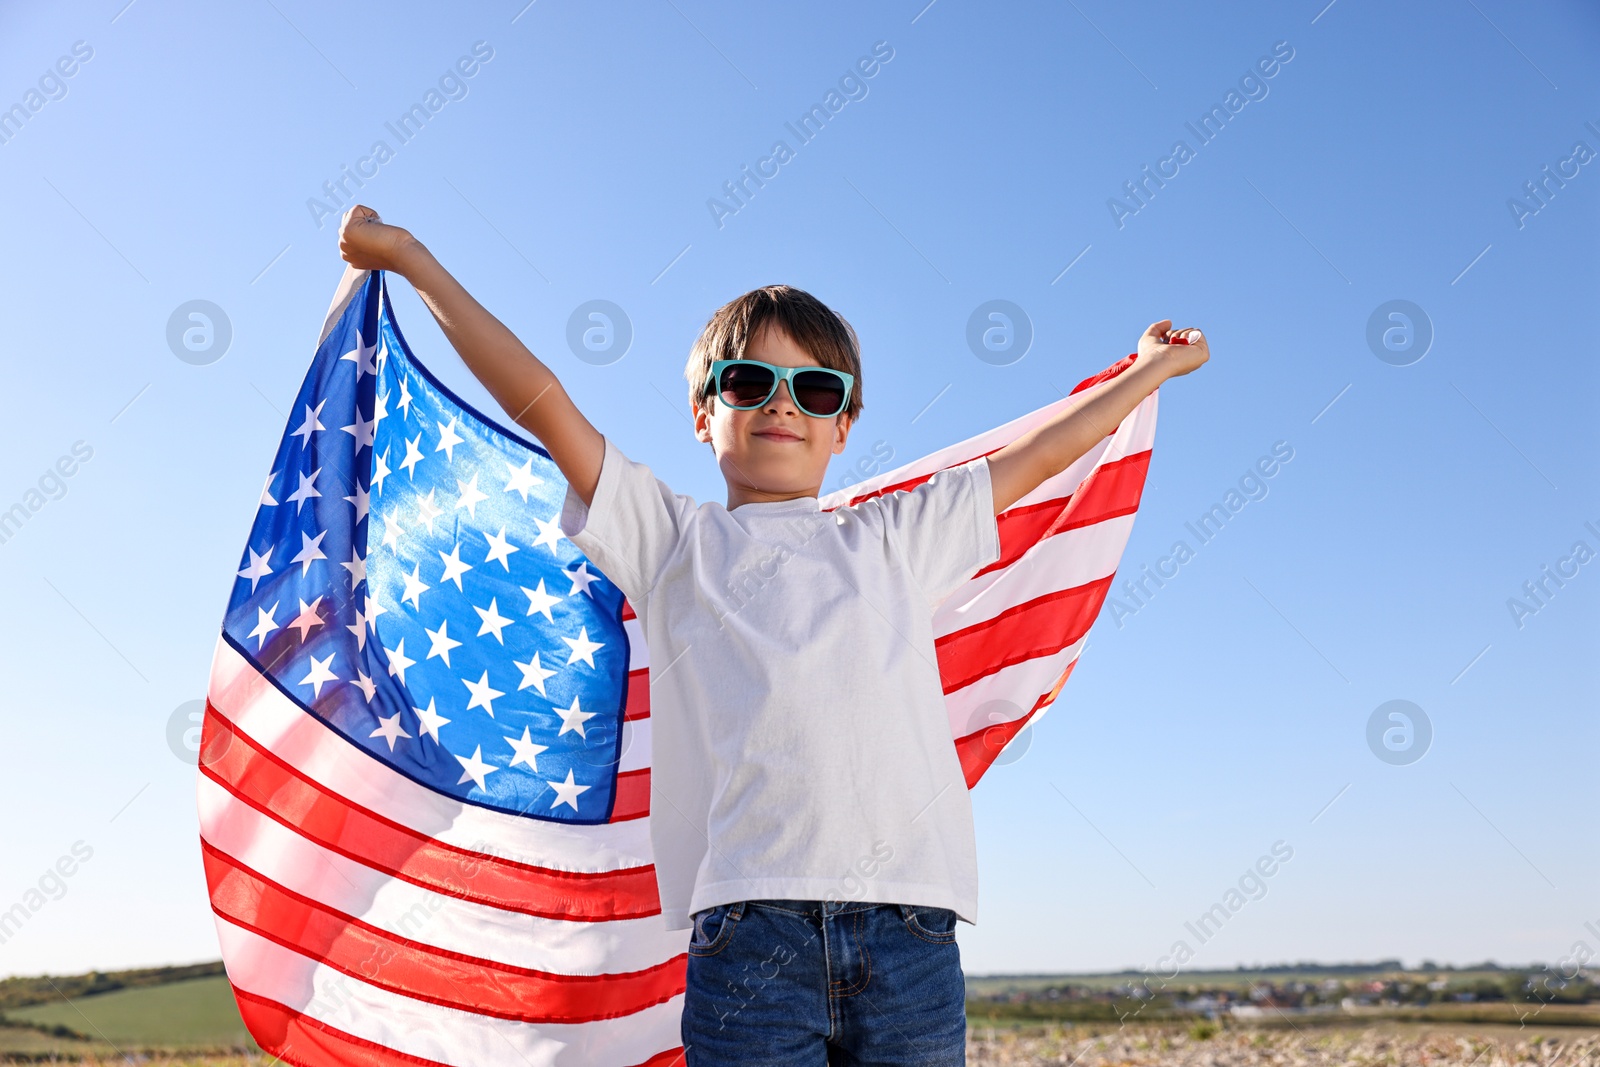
222, 272, 630, 823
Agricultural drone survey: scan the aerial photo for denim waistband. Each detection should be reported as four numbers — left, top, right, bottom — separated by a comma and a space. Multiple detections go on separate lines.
741, 897, 906, 918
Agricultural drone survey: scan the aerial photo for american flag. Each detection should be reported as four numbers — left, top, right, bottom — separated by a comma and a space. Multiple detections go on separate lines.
199, 267, 1155, 1065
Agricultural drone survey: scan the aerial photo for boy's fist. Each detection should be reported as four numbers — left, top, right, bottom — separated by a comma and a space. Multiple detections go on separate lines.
1138, 318, 1209, 379
337, 205, 419, 273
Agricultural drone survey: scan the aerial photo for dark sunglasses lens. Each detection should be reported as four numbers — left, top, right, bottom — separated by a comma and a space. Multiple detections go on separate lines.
719, 363, 775, 407
793, 371, 846, 415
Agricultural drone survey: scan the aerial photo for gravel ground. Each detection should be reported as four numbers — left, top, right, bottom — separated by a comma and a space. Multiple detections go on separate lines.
966, 1024, 1600, 1066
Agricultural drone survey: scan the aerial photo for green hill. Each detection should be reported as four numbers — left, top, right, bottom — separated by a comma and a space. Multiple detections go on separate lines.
4, 974, 254, 1047
0, 965, 257, 1058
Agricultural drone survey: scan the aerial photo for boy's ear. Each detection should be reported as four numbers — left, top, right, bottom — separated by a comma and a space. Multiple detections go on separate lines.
831, 413, 853, 455
693, 401, 713, 444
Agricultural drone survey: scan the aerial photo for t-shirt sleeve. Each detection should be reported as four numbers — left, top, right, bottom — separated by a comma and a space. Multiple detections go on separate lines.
872, 456, 1001, 603
559, 436, 692, 603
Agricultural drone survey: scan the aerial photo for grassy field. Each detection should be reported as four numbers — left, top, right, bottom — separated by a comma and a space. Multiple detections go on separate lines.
0, 975, 256, 1059
2, 961, 1595, 1063
967, 1020, 1600, 1066
2, 1022, 1595, 1066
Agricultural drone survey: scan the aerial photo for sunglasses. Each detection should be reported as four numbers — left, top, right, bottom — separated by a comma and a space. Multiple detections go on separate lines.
702, 359, 855, 419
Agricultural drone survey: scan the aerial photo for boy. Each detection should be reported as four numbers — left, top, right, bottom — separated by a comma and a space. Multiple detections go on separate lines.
337, 203, 1208, 1064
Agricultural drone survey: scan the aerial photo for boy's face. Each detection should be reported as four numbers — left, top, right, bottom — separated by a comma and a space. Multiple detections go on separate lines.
693, 322, 853, 504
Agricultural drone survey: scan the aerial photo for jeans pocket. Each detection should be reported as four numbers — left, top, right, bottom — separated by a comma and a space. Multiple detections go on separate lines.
898, 904, 958, 944
688, 900, 746, 957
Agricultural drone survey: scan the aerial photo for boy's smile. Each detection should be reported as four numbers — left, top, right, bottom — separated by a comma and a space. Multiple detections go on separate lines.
693, 321, 853, 509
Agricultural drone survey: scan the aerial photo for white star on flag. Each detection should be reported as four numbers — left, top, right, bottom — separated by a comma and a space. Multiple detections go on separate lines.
462, 670, 504, 717
513, 651, 556, 697
506, 726, 548, 770
438, 542, 472, 589
400, 564, 429, 608
521, 579, 561, 623
531, 516, 566, 554
411, 696, 450, 742
285, 468, 322, 512
290, 399, 326, 443
456, 472, 489, 518
474, 598, 514, 643
548, 768, 590, 811
340, 548, 367, 589
299, 651, 338, 699
340, 330, 378, 377
369, 712, 410, 751
483, 527, 518, 570
503, 457, 543, 501
400, 433, 425, 478
341, 411, 377, 449
259, 470, 279, 507
343, 483, 370, 521
246, 602, 280, 649
435, 416, 465, 462
236, 547, 273, 592
455, 745, 497, 789
414, 488, 444, 535
350, 669, 377, 703
563, 627, 604, 668
288, 596, 324, 641
382, 637, 415, 683
554, 696, 596, 738
371, 448, 392, 494
425, 619, 462, 667
565, 561, 600, 598
291, 530, 327, 576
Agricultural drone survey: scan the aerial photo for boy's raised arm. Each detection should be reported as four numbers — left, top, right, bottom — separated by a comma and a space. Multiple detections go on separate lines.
985, 319, 1209, 515
337, 204, 605, 506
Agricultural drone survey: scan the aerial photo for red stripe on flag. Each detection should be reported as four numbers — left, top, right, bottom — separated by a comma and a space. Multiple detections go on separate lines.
234, 986, 449, 1067
201, 705, 661, 921
978, 449, 1151, 579
204, 842, 686, 1025
838, 444, 1008, 509
234, 987, 688, 1067
609, 766, 650, 822
624, 668, 651, 720
934, 574, 1113, 695
952, 658, 1079, 787
837, 352, 1141, 510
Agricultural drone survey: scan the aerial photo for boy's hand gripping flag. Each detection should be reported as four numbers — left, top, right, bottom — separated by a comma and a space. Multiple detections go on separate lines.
199, 268, 1156, 1065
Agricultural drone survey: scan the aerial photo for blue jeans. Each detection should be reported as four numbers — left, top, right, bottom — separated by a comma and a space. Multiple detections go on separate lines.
681, 898, 966, 1066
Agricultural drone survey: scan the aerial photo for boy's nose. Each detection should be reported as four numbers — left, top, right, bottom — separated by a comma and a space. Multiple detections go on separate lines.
765, 379, 798, 413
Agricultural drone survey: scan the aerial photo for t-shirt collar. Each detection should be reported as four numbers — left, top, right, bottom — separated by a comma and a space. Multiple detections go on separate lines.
729, 495, 821, 515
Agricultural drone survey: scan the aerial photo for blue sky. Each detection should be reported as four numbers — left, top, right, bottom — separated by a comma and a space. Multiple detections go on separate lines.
0, 0, 1595, 980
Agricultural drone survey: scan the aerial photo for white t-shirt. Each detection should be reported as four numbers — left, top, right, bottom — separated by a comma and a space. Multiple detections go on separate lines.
560, 437, 1000, 931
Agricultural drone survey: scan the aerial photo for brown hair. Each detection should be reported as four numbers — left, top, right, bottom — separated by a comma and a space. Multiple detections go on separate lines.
685, 284, 863, 420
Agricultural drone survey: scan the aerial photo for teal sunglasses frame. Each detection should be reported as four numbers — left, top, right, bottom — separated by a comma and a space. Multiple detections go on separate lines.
702, 358, 855, 418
